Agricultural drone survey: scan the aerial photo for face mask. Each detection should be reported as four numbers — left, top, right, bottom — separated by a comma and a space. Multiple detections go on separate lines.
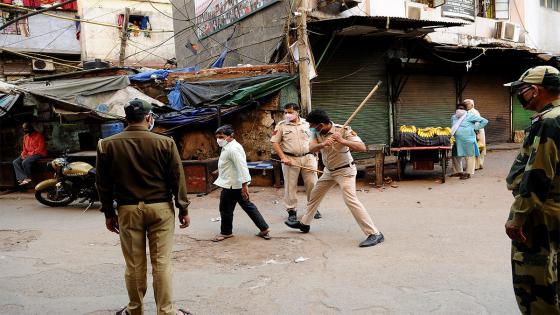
148, 118, 155, 131
516, 87, 537, 108
217, 138, 228, 147
455, 109, 466, 117
284, 113, 297, 122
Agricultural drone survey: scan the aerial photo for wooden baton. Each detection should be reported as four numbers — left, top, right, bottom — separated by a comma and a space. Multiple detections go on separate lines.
271, 158, 323, 174
340, 81, 382, 133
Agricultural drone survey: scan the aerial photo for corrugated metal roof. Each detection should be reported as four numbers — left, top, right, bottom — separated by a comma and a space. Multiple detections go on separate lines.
308, 16, 466, 35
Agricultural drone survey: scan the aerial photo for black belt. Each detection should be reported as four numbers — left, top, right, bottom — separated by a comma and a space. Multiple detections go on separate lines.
118, 198, 172, 206
284, 152, 313, 157
327, 162, 355, 172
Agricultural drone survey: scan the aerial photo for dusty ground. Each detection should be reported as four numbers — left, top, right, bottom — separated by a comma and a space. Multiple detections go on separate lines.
0, 150, 520, 314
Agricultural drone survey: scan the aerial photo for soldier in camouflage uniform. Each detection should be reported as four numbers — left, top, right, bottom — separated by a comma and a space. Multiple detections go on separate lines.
504, 65, 560, 314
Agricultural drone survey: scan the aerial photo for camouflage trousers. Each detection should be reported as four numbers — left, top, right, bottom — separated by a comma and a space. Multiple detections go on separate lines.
511, 208, 560, 314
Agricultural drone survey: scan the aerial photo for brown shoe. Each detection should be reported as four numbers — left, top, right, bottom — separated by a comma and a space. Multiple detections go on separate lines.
460, 173, 471, 180
450, 173, 462, 177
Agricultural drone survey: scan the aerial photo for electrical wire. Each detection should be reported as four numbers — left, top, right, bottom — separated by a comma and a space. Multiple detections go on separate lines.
0, 3, 174, 33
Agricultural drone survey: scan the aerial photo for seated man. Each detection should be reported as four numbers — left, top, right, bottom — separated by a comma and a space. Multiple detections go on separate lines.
12, 123, 47, 185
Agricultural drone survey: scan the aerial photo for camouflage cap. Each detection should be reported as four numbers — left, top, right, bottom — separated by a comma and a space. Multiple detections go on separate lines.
124, 98, 153, 117
504, 65, 560, 88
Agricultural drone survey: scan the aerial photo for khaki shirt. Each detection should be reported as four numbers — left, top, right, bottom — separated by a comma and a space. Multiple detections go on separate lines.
96, 126, 189, 218
313, 122, 362, 176
270, 118, 312, 156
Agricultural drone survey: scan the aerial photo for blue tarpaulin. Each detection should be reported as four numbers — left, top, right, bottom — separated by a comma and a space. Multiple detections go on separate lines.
128, 67, 198, 82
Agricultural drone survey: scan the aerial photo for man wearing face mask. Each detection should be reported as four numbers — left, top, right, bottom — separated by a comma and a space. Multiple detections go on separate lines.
12, 122, 47, 186
285, 109, 384, 248
271, 103, 321, 222
503, 65, 560, 314
96, 99, 191, 315
213, 124, 271, 241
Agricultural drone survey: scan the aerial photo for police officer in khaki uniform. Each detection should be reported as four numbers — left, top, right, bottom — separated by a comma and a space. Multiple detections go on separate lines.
96, 99, 191, 315
285, 109, 384, 248
271, 103, 321, 222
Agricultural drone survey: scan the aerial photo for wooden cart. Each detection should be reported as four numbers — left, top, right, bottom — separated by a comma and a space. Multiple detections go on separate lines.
390, 146, 452, 183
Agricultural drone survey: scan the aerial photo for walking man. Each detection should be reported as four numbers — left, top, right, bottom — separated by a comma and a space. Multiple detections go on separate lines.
12, 122, 47, 185
271, 103, 321, 222
285, 109, 384, 248
96, 99, 191, 315
464, 99, 486, 170
504, 65, 560, 314
213, 124, 271, 242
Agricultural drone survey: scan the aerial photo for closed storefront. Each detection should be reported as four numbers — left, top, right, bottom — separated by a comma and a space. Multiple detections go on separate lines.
395, 74, 456, 132
512, 96, 532, 134
462, 72, 512, 143
311, 39, 389, 145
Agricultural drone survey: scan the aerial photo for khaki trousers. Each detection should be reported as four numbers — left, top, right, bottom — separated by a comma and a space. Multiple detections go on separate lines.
452, 156, 475, 175
301, 173, 378, 235
118, 201, 175, 315
282, 155, 318, 210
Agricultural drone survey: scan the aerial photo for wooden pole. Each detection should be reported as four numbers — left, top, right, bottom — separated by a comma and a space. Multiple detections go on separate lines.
296, 0, 312, 114
118, 7, 130, 67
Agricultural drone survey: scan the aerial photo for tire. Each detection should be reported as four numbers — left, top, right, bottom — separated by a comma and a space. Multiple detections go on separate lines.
35, 185, 75, 207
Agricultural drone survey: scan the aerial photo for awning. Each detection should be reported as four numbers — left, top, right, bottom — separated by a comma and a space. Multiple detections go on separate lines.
179, 73, 296, 107
15, 75, 165, 120
0, 93, 21, 118
308, 16, 466, 36
19, 76, 130, 106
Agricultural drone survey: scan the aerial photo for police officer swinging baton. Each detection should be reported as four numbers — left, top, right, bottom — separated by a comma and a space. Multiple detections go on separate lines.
273, 81, 382, 174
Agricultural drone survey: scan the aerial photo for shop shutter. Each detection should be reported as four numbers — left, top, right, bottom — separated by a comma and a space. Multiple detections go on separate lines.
462, 72, 511, 143
311, 40, 389, 146
396, 75, 456, 131
512, 96, 532, 133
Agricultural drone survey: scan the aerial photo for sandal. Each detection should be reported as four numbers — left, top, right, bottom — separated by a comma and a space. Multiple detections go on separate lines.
177, 308, 193, 315
116, 306, 129, 315
460, 173, 471, 180
212, 234, 233, 242
256, 229, 271, 240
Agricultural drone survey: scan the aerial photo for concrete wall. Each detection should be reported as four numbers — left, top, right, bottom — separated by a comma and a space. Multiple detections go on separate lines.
0, 12, 80, 54
522, 0, 560, 55
79, 0, 175, 67
338, 0, 560, 54
171, 0, 288, 68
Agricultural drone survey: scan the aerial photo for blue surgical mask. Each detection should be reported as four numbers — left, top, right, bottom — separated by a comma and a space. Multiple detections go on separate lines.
309, 127, 317, 135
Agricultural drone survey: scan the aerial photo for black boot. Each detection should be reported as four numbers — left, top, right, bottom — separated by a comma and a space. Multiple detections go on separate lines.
287, 209, 297, 222
314, 210, 322, 219
359, 233, 384, 248
284, 220, 310, 233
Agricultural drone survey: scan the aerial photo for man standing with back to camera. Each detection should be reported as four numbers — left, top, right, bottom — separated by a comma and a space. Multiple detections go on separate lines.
504, 66, 560, 314
96, 99, 191, 315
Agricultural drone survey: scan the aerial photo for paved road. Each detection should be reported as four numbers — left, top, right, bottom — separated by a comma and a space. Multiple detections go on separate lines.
0, 150, 520, 314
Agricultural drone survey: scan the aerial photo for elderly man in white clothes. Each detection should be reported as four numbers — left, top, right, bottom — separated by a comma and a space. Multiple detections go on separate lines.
464, 99, 486, 170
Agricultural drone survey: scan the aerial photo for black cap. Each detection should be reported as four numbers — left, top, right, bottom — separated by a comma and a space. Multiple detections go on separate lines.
125, 99, 153, 118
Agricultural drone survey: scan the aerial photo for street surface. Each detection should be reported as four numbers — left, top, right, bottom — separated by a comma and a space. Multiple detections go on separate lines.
0, 150, 519, 314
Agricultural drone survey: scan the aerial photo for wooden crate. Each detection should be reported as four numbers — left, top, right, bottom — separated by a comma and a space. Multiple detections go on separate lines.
182, 158, 219, 194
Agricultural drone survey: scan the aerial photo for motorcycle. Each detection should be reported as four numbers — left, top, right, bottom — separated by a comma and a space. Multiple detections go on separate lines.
34, 154, 98, 210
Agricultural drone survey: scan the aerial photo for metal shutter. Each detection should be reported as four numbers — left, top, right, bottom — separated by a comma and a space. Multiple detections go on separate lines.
462, 72, 511, 143
311, 43, 389, 146
396, 75, 456, 131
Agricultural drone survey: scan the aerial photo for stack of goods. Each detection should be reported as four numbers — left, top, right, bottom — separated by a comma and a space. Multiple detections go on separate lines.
398, 125, 453, 147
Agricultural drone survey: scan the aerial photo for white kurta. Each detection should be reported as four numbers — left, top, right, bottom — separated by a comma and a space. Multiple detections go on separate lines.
468, 107, 486, 168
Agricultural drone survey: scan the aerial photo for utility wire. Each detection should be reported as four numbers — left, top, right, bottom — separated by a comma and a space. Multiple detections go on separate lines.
1, 48, 83, 69
0, 0, 77, 31
0, 2, 174, 33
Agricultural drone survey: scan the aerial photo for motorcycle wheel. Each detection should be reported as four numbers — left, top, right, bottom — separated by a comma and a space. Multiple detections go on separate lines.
35, 185, 76, 207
